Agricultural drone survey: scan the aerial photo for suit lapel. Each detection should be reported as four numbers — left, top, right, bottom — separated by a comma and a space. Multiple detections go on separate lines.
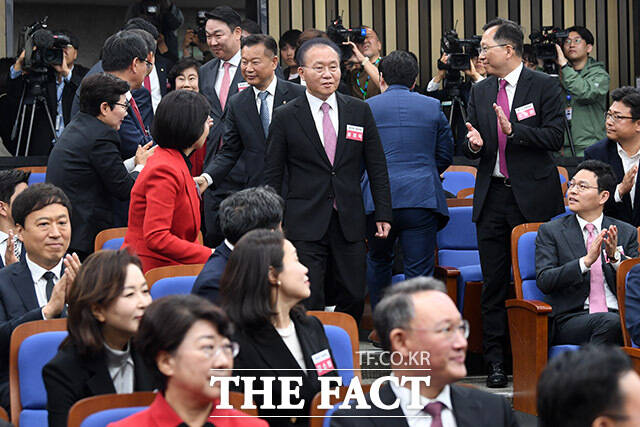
85, 354, 117, 395
333, 93, 348, 167
510, 66, 533, 122
247, 324, 303, 372
373, 384, 408, 426
450, 384, 482, 427
294, 98, 332, 167
484, 78, 499, 156
12, 260, 39, 311
132, 346, 156, 390
238, 87, 264, 140
561, 215, 588, 260
228, 65, 245, 99
204, 59, 222, 113
174, 150, 200, 229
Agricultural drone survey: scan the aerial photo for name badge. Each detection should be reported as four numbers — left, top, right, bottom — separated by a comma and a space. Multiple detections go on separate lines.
565, 107, 573, 121
311, 349, 334, 376
237, 82, 250, 91
346, 125, 364, 142
515, 103, 536, 121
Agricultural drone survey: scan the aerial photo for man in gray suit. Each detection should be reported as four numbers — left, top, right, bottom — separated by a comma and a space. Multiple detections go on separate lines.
536, 159, 638, 345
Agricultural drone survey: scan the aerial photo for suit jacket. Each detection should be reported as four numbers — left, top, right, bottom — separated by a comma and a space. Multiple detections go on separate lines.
46, 112, 138, 254
232, 310, 339, 427
584, 138, 640, 226
362, 85, 453, 227
191, 241, 232, 304
461, 65, 565, 223
264, 92, 392, 242
0, 244, 26, 269
154, 54, 172, 97
330, 382, 518, 427
124, 147, 211, 272
536, 214, 638, 321
624, 264, 640, 345
43, 340, 157, 427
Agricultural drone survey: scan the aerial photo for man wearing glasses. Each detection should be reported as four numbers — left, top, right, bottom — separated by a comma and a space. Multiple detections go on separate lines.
536, 159, 638, 348
585, 87, 640, 227
462, 17, 565, 388
556, 26, 610, 156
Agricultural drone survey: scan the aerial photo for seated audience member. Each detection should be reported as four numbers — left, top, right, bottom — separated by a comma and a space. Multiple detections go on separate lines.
43, 249, 156, 427
124, 90, 212, 272
191, 186, 284, 303
279, 29, 302, 83
110, 294, 266, 426
537, 345, 640, 427
221, 229, 338, 426
0, 183, 80, 412
585, 87, 640, 226
47, 73, 151, 260
0, 169, 29, 268
167, 57, 201, 91
536, 160, 638, 346
330, 277, 517, 426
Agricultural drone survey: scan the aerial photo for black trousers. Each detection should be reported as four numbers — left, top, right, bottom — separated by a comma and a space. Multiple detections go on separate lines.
476, 178, 526, 365
293, 210, 366, 323
553, 310, 623, 345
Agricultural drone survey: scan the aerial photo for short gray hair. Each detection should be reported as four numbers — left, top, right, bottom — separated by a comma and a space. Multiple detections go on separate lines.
373, 277, 447, 351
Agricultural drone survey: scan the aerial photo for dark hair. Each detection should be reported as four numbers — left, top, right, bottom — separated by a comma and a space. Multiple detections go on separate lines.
11, 183, 71, 227
575, 159, 616, 195
295, 37, 341, 66
65, 250, 143, 358
79, 73, 130, 117
135, 294, 233, 390
219, 186, 284, 244
168, 57, 201, 91
522, 44, 537, 64
565, 26, 595, 46
296, 29, 329, 50
0, 169, 30, 203
205, 6, 242, 32
53, 29, 79, 49
483, 18, 524, 57
151, 90, 210, 150
611, 86, 640, 119
129, 28, 157, 55
241, 34, 278, 57
123, 17, 160, 40
102, 30, 149, 72
379, 50, 418, 88
374, 277, 447, 351
241, 18, 261, 35
279, 29, 302, 49
537, 345, 632, 427
221, 229, 287, 328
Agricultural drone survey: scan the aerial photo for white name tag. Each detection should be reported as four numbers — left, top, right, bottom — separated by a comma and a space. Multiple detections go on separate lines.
237, 82, 250, 91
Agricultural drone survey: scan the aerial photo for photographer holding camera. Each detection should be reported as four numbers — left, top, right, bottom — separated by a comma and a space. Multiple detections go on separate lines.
555, 26, 609, 156
342, 26, 383, 100
126, 0, 184, 64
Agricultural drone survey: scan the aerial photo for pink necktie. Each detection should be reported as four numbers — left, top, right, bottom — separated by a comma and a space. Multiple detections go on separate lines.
585, 223, 607, 313
219, 62, 232, 110
496, 79, 510, 178
424, 401, 444, 427
321, 103, 336, 164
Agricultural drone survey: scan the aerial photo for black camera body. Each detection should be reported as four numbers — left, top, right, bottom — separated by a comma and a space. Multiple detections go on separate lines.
327, 16, 367, 59
188, 10, 208, 46
440, 30, 481, 71
23, 17, 70, 74
529, 26, 569, 74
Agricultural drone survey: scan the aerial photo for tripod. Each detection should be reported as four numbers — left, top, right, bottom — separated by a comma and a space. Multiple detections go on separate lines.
11, 73, 58, 156
441, 75, 469, 143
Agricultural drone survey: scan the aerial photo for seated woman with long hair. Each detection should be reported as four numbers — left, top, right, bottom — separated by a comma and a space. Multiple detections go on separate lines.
43, 250, 157, 427
110, 294, 266, 426
221, 229, 338, 427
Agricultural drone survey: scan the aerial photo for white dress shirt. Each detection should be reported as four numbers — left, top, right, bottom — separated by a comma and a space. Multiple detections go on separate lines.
0, 230, 21, 266
305, 91, 338, 147
214, 50, 241, 100
492, 62, 523, 178
575, 214, 620, 310
389, 377, 457, 427
149, 64, 162, 112
25, 254, 63, 318
253, 76, 278, 119
276, 321, 307, 373
104, 341, 135, 394
614, 143, 640, 207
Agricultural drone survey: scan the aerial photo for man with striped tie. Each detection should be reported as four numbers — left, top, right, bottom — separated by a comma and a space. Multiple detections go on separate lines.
0, 169, 29, 268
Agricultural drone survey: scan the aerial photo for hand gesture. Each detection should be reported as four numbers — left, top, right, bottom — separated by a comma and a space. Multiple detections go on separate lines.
617, 166, 638, 197
464, 58, 481, 82
583, 230, 606, 268
42, 253, 81, 319
4, 230, 18, 267
493, 103, 513, 136
465, 122, 484, 151
14, 50, 25, 73
555, 43, 568, 67
604, 225, 619, 260
375, 222, 391, 238
343, 41, 366, 63
134, 141, 156, 166
53, 48, 71, 78
194, 175, 210, 194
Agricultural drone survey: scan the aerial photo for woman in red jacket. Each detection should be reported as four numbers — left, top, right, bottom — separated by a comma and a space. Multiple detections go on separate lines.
124, 90, 212, 272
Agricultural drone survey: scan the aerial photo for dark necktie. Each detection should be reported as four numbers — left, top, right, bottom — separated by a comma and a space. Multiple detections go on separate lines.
43, 271, 55, 301
258, 91, 270, 138
424, 401, 444, 427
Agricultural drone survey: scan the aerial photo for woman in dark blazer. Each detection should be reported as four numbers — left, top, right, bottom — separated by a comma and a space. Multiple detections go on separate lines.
124, 90, 213, 272
221, 229, 339, 427
43, 250, 157, 427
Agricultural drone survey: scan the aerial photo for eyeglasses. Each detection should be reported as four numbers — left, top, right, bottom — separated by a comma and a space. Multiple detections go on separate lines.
479, 44, 509, 54
138, 58, 153, 70
199, 342, 240, 359
406, 320, 470, 341
113, 101, 130, 110
563, 37, 583, 46
303, 64, 340, 74
567, 180, 599, 192
605, 111, 638, 123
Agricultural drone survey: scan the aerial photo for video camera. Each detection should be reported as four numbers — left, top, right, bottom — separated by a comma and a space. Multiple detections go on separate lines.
22, 17, 70, 74
439, 29, 481, 71
529, 26, 569, 75
188, 10, 208, 47
327, 16, 367, 59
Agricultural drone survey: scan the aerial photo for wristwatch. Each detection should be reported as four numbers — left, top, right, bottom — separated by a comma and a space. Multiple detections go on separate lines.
361, 57, 370, 66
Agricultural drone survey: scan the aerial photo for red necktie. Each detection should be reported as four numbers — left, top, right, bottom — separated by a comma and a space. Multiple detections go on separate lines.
129, 97, 148, 136
496, 79, 510, 177
143, 75, 151, 93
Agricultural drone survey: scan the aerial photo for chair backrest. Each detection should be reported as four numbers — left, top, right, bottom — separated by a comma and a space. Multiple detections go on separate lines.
322, 325, 354, 385
68, 392, 157, 427
94, 227, 128, 253
145, 264, 205, 288
442, 171, 476, 196
437, 206, 479, 268
309, 384, 372, 427
637, 226, 640, 246
557, 166, 569, 195
623, 347, 640, 377
445, 165, 477, 177
308, 311, 360, 381
511, 223, 544, 301
17, 166, 47, 175
617, 258, 640, 347
150, 276, 198, 299
27, 173, 46, 186
9, 318, 68, 426
446, 198, 473, 207
456, 187, 474, 199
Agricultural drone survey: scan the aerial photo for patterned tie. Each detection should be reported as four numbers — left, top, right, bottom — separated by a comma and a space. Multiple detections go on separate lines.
12, 236, 21, 261
43, 271, 55, 301
258, 91, 270, 139
321, 103, 337, 165
496, 79, 510, 177
424, 401, 444, 427
585, 223, 607, 313
129, 97, 148, 136
219, 62, 232, 110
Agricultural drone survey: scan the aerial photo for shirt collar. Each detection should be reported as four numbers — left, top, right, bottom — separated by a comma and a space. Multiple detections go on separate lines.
0, 230, 8, 244
224, 239, 234, 251
616, 142, 640, 159
221, 49, 241, 69
305, 90, 338, 114
58, 66, 73, 85
388, 374, 452, 417
501, 62, 523, 88
576, 213, 604, 233
25, 253, 63, 284
252, 76, 278, 99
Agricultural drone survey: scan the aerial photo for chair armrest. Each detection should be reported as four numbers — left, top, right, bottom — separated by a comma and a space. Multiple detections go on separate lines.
435, 266, 460, 305
506, 299, 552, 314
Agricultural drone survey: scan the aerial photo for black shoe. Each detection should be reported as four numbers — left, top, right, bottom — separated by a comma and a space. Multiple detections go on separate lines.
486, 362, 508, 388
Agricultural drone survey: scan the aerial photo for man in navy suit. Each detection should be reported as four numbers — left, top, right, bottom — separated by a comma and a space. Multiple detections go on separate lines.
0, 170, 29, 269
362, 50, 453, 310
584, 87, 640, 226
0, 184, 81, 411
191, 186, 283, 304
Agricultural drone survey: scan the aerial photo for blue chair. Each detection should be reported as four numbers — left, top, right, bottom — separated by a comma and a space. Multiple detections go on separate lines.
102, 238, 124, 251
146, 264, 205, 299
323, 325, 354, 385
617, 258, 640, 349
28, 173, 46, 185
10, 319, 68, 426
67, 391, 157, 427
94, 227, 127, 253
309, 384, 372, 427
507, 223, 579, 415
80, 407, 146, 427
442, 171, 476, 196
391, 274, 405, 284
